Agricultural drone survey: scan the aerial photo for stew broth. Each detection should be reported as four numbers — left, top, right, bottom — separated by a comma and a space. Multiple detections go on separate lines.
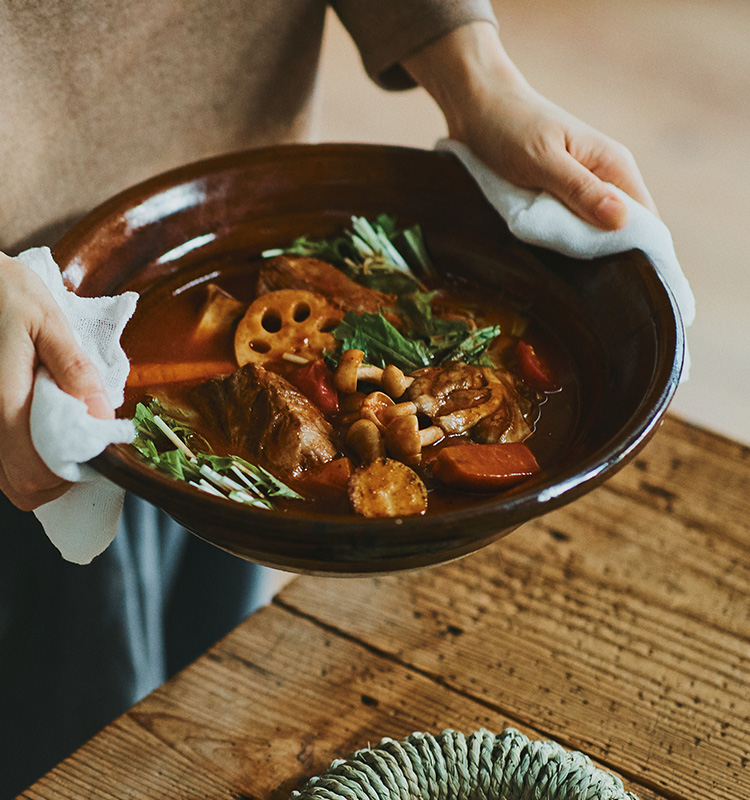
121, 252, 581, 518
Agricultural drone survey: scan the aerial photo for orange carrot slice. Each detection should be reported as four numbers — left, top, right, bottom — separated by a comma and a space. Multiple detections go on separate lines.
128, 360, 236, 387
432, 442, 540, 492
298, 457, 353, 502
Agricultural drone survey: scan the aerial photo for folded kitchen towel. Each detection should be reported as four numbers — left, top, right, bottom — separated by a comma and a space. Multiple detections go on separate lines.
436, 138, 695, 378
16, 247, 138, 564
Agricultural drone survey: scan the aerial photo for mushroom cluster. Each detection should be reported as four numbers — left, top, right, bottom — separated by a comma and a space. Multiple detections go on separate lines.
335, 349, 443, 467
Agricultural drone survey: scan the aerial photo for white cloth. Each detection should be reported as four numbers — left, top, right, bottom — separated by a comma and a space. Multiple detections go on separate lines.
15, 247, 138, 564
436, 139, 695, 376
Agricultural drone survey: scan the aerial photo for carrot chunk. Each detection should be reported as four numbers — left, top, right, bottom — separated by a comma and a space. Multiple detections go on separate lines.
299, 457, 353, 502
432, 443, 540, 492
128, 360, 236, 387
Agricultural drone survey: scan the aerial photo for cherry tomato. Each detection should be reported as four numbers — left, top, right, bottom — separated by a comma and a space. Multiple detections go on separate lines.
515, 340, 560, 392
291, 359, 340, 414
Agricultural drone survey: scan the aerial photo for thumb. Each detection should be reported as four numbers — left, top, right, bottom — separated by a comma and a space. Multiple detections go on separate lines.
34, 304, 115, 420
544, 153, 629, 231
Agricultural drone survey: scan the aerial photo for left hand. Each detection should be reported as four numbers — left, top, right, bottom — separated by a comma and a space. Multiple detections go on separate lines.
403, 22, 658, 231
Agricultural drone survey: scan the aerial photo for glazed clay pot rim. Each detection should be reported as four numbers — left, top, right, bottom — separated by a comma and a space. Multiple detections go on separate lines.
58, 142, 683, 539
56, 144, 467, 281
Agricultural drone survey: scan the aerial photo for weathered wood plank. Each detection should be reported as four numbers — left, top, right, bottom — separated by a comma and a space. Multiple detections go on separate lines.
21, 605, 667, 800
612, 417, 750, 548
278, 419, 750, 800
23, 419, 746, 800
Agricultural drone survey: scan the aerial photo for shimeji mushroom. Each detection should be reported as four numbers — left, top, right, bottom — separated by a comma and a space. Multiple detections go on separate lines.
345, 418, 385, 464
385, 414, 443, 466
380, 363, 414, 398
359, 391, 395, 431
334, 350, 414, 397
379, 400, 418, 426
359, 393, 419, 431
333, 349, 383, 394
339, 391, 367, 425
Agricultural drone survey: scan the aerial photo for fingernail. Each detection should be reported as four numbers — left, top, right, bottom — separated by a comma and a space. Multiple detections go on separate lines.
85, 390, 115, 420
594, 195, 627, 229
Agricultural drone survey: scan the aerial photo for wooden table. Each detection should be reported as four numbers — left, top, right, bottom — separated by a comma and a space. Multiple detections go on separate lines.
21, 416, 750, 800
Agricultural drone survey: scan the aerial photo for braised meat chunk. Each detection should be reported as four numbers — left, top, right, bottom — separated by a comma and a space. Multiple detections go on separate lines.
258, 255, 396, 318
190, 363, 339, 479
406, 362, 533, 443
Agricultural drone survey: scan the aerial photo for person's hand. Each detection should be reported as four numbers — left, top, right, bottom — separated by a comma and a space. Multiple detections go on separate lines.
403, 22, 658, 230
0, 252, 114, 511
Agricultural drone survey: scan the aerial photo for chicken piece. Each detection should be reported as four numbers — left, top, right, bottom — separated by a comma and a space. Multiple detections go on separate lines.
471, 369, 533, 443
190, 363, 338, 479
258, 255, 397, 318
407, 362, 487, 418
405, 362, 532, 443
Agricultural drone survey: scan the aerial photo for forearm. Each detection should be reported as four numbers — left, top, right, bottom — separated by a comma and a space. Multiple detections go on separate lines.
402, 21, 528, 139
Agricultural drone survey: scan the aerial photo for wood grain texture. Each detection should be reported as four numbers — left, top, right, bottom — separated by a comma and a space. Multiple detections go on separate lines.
279, 417, 750, 800
21, 417, 749, 800
22, 606, 666, 800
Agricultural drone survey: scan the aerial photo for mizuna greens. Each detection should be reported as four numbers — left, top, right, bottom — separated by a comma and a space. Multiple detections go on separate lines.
132, 400, 302, 509
262, 213, 435, 286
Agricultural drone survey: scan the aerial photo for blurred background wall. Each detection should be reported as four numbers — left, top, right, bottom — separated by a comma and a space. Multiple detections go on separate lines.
316, 0, 750, 445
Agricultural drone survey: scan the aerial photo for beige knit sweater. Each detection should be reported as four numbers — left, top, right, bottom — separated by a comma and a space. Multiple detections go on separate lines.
0, 0, 496, 251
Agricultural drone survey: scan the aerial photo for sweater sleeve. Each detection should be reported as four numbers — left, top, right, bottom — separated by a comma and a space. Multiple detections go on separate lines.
330, 0, 498, 90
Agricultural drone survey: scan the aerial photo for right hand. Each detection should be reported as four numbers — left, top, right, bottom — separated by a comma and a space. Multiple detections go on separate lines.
0, 252, 114, 511
403, 21, 658, 231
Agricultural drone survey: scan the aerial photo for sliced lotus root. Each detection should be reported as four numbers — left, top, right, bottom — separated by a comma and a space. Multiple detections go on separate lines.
234, 289, 343, 366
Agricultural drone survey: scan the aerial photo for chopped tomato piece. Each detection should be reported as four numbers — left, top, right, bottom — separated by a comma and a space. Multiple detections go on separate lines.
290, 359, 340, 414
432, 442, 540, 492
515, 340, 560, 392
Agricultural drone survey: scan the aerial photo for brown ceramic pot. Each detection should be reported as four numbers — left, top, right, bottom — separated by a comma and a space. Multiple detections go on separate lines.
53, 144, 684, 575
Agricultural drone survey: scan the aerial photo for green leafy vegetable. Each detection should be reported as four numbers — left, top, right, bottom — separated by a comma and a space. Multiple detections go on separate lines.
333, 312, 432, 373
131, 400, 302, 509
261, 233, 355, 267
331, 306, 500, 372
396, 292, 500, 367
437, 325, 501, 367
262, 213, 436, 288
397, 291, 470, 347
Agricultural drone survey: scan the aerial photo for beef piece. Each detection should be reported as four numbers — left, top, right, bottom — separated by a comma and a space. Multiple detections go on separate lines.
190, 363, 339, 479
406, 362, 532, 443
258, 255, 396, 318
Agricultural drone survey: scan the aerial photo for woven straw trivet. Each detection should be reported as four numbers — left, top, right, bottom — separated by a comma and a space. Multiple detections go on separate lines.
291, 728, 639, 800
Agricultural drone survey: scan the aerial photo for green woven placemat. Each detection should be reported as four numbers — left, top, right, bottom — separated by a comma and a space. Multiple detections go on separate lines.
291, 728, 639, 800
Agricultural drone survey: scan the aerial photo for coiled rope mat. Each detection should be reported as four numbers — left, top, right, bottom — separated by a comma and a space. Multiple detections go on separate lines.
290, 728, 639, 800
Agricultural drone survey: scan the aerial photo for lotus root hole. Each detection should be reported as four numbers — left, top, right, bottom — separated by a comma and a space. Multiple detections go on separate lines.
261, 310, 282, 332
292, 302, 312, 323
